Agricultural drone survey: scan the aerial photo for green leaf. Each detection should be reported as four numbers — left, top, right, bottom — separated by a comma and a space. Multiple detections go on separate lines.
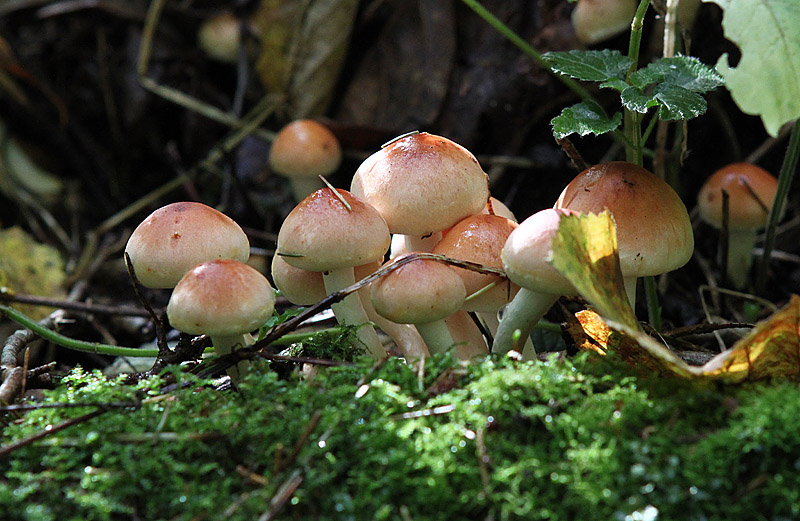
652, 83, 708, 120
620, 86, 658, 114
543, 49, 632, 82
703, 0, 800, 136
620, 83, 708, 119
551, 101, 622, 139
631, 55, 723, 92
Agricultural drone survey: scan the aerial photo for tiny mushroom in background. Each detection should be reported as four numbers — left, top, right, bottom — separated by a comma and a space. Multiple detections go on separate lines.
269, 120, 343, 201
277, 187, 390, 358
351, 131, 489, 253
493, 208, 579, 357
571, 0, 638, 45
167, 259, 276, 381
198, 11, 246, 63
555, 161, 694, 308
697, 162, 780, 289
370, 254, 466, 355
125, 202, 250, 289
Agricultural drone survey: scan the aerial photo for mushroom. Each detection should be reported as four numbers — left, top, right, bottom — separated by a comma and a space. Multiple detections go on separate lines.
198, 11, 246, 64
370, 255, 466, 355
125, 202, 250, 289
277, 187, 389, 357
445, 310, 490, 360
554, 161, 694, 307
571, 0, 638, 45
269, 120, 343, 201
492, 209, 579, 357
432, 214, 520, 335
167, 259, 276, 381
351, 132, 489, 253
271, 255, 429, 359
697, 162, 780, 289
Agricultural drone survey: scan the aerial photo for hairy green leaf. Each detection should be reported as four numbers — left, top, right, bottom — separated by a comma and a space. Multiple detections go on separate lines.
551, 101, 622, 139
543, 49, 632, 82
703, 0, 800, 136
631, 55, 723, 92
653, 83, 708, 120
620, 86, 658, 114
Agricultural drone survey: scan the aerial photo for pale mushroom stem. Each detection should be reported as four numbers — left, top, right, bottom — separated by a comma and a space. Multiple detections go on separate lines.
492, 288, 559, 358
479, 311, 534, 354
726, 229, 759, 289
357, 288, 430, 359
210, 333, 254, 382
445, 310, 489, 360
415, 320, 457, 355
622, 276, 639, 310
402, 232, 443, 253
289, 177, 324, 202
323, 268, 386, 357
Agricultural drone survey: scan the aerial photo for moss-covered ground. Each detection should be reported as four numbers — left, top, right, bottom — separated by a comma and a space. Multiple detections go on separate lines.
3, 351, 800, 521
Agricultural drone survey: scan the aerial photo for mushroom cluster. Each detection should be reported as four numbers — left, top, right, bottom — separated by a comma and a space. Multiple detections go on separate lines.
125, 202, 275, 381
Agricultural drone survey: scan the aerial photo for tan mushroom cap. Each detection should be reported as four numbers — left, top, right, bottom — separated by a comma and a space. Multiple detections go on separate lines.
350, 132, 489, 236
370, 255, 466, 324
555, 161, 694, 278
125, 202, 250, 289
271, 254, 327, 306
277, 188, 390, 272
269, 120, 342, 179
433, 214, 520, 312
167, 259, 275, 336
571, 0, 637, 45
697, 162, 778, 231
502, 208, 579, 295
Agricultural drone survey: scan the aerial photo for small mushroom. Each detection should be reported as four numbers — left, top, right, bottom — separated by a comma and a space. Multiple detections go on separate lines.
277, 187, 389, 357
370, 255, 466, 355
351, 132, 489, 253
554, 161, 694, 307
697, 162, 779, 289
167, 259, 276, 381
493, 209, 579, 357
571, 0, 638, 45
269, 120, 343, 201
125, 202, 250, 289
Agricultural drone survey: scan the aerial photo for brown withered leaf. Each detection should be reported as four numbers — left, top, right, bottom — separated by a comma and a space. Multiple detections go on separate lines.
699, 295, 800, 382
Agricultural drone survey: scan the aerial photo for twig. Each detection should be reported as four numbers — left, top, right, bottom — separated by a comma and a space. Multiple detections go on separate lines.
124, 252, 169, 358
258, 469, 304, 521
274, 410, 322, 474
0, 290, 154, 317
0, 407, 107, 459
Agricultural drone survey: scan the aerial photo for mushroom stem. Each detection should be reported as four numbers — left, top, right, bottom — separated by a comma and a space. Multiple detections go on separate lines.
725, 229, 758, 289
446, 310, 489, 360
357, 288, 430, 359
622, 276, 639, 310
415, 320, 457, 355
492, 288, 559, 357
479, 311, 534, 354
322, 268, 386, 357
210, 333, 254, 381
402, 232, 443, 254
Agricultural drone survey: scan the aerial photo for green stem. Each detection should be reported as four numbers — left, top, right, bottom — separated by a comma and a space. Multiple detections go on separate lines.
0, 304, 336, 358
459, 0, 595, 104
755, 119, 800, 295
623, 0, 652, 165
643, 275, 662, 332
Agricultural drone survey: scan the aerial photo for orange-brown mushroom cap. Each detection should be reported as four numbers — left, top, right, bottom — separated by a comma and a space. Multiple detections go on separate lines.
268, 120, 342, 179
697, 162, 778, 232
125, 202, 250, 289
555, 161, 694, 278
350, 132, 489, 236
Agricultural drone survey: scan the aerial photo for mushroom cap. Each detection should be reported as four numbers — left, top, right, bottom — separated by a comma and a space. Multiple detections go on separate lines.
697, 162, 778, 231
350, 132, 489, 236
370, 255, 466, 324
271, 254, 327, 306
433, 214, 520, 312
125, 202, 250, 289
197, 11, 242, 63
277, 188, 390, 272
555, 161, 694, 278
501, 208, 579, 295
167, 259, 275, 336
269, 120, 342, 178
571, 0, 637, 45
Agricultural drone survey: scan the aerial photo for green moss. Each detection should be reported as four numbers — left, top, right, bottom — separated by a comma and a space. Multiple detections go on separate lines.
3, 354, 800, 520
